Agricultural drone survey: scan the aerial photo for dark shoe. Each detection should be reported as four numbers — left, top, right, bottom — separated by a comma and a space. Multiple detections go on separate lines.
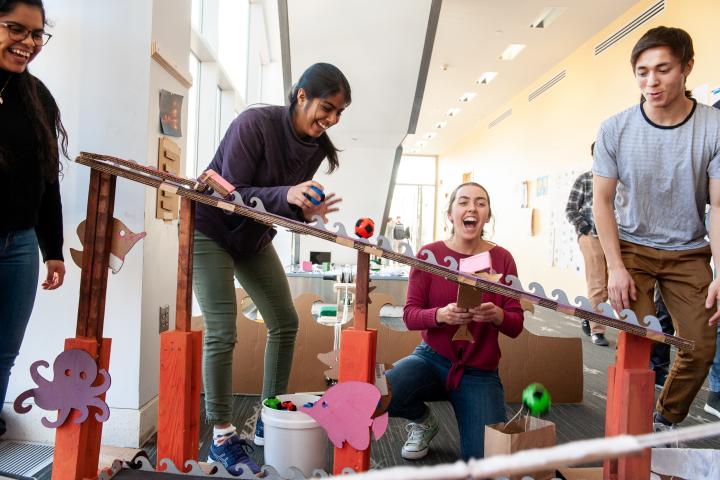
0, 416, 5, 437
253, 415, 264, 446
591, 333, 609, 346
581, 320, 591, 336
208, 434, 262, 475
704, 391, 720, 420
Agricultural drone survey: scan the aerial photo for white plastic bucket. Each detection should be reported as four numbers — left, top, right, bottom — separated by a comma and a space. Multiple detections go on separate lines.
261, 393, 326, 477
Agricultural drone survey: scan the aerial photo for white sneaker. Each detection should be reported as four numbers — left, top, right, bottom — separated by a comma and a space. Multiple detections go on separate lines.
401, 410, 439, 460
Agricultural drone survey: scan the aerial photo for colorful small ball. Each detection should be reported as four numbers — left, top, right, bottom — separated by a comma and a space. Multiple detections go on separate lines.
355, 217, 375, 238
522, 383, 551, 416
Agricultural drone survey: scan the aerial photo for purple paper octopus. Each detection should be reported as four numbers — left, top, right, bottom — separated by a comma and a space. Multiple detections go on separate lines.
14, 349, 111, 428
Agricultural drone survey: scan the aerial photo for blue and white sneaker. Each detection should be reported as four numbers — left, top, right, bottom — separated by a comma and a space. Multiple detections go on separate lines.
253, 416, 264, 446
208, 434, 262, 476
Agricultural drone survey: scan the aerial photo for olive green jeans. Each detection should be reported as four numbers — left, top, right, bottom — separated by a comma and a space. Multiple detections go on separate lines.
192, 231, 298, 423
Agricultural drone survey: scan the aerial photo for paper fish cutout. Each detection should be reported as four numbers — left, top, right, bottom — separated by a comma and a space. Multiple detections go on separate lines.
70, 218, 146, 274
300, 381, 388, 450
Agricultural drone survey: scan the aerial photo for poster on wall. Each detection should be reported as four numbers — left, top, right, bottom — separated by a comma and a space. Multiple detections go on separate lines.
548, 167, 584, 272
159, 89, 183, 137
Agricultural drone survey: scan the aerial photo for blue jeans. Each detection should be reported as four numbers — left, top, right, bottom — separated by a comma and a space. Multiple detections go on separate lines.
386, 343, 506, 460
0, 229, 40, 412
709, 326, 720, 393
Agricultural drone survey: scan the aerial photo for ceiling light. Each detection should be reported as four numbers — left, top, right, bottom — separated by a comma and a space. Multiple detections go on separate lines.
458, 92, 477, 103
445, 108, 461, 117
530, 7, 567, 29
415, 141, 427, 148
422, 132, 437, 140
499, 44, 526, 60
434, 121, 447, 129
476, 72, 498, 85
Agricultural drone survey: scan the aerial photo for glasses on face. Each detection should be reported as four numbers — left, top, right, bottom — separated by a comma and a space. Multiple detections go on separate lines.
0, 21, 51, 46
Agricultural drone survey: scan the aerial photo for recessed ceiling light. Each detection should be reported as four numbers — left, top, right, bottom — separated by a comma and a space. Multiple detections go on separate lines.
434, 121, 447, 129
445, 108, 461, 117
458, 92, 477, 103
499, 44, 526, 60
422, 132, 437, 140
415, 141, 427, 148
530, 7, 567, 29
476, 72, 498, 85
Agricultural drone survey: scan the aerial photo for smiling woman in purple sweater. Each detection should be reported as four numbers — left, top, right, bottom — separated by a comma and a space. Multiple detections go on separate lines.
192, 63, 351, 474
386, 182, 524, 461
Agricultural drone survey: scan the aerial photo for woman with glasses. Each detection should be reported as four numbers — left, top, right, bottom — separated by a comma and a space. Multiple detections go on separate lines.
0, 0, 67, 438
193, 62, 350, 474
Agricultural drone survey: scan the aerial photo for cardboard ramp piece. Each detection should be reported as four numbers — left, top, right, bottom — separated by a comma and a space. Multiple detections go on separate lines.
499, 327, 583, 404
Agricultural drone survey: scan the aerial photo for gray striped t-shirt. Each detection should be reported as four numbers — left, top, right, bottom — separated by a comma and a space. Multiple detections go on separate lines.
593, 101, 720, 250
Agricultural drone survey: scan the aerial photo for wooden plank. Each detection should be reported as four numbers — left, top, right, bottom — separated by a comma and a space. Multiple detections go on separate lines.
175, 197, 195, 332
82, 338, 112, 480
157, 331, 200, 471
604, 332, 653, 480
76, 171, 102, 338
354, 251, 370, 331
52, 338, 98, 480
334, 328, 377, 474
86, 173, 116, 341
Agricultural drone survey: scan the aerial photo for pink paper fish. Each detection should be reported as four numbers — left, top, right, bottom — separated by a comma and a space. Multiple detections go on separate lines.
300, 381, 388, 450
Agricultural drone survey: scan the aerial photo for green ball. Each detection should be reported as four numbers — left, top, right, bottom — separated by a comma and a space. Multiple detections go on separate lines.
522, 383, 551, 416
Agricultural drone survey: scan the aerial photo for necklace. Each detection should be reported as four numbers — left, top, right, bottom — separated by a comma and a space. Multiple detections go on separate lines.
0, 75, 12, 105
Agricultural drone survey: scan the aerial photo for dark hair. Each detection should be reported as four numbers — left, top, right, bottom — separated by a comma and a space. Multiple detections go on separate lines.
631, 26, 694, 100
446, 182, 493, 238
288, 63, 351, 174
0, 0, 68, 181
590, 141, 595, 157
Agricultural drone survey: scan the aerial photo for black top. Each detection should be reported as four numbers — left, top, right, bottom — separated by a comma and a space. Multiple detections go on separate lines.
0, 69, 64, 262
195, 105, 327, 257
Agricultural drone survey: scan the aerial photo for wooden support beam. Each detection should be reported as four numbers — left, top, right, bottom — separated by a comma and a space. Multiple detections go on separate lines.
157, 197, 202, 470
175, 197, 195, 332
333, 250, 376, 474
76, 170, 116, 340
604, 332, 654, 480
52, 337, 111, 480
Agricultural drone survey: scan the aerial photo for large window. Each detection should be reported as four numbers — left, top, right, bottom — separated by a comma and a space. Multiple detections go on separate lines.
387, 155, 437, 252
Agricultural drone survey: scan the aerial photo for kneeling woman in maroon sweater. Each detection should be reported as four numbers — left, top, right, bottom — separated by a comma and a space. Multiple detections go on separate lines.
386, 182, 524, 461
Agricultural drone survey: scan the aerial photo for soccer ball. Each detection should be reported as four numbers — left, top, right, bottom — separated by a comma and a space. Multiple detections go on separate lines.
522, 383, 551, 416
354, 217, 375, 238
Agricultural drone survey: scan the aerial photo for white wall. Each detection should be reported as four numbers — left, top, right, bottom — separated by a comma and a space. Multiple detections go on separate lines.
5, 0, 192, 448
298, 146, 397, 265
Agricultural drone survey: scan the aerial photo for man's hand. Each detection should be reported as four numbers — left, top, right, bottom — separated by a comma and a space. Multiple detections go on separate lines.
607, 266, 636, 314
706, 278, 720, 325
42, 260, 65, 290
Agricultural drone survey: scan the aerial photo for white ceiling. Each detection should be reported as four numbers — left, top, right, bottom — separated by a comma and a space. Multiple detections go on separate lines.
286, 0, 434, 150
406, 0, 640, 155
284, 0, 640, 155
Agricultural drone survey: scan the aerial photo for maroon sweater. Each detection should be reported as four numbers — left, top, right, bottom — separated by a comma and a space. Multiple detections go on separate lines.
404, 241, 524, 389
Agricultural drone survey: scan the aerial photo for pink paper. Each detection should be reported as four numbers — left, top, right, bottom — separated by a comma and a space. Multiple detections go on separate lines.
300, 381, 388, 450
459, 251, 491, 273
301, 260, 312, 272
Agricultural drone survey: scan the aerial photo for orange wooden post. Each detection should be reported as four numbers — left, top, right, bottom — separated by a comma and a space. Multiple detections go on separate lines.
53, 170, 115, 480
157, 197, 203, 471
333, 251, 377, 474
604, 331, 654, 480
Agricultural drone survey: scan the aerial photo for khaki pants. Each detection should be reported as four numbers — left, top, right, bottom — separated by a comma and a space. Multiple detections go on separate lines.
620, 240, 717, 423
578, 235, 607, 334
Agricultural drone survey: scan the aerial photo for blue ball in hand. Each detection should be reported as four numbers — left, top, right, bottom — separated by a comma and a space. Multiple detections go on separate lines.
304, 185, 325, 206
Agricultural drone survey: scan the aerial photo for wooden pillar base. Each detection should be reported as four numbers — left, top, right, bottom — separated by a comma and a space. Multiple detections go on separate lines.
333, 328, 377, 474
157, 330, 203, 471
52, 337, 111, 480
604, 332, 654, 480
